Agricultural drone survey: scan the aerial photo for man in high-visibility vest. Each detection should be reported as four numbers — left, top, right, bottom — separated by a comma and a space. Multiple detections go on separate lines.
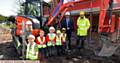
36, 30, 47, 59
46, 26, 56, 56
26, 34, 38, 60
76, 11, 90, 49
56, 30, 63, 56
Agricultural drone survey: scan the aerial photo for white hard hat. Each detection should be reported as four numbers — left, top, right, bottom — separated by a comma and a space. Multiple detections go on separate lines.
49, 26, 55, 31
26, 20, 32, 25
27, 34, 35, 39
65, 12, 70, 15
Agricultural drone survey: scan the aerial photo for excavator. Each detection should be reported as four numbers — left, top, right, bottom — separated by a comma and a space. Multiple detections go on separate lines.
12, 0, 120, 59
47, 0, 120, 57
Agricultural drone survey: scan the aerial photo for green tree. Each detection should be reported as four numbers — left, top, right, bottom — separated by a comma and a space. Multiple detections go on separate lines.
7, 16, 15, 23
0, 15, 8, 21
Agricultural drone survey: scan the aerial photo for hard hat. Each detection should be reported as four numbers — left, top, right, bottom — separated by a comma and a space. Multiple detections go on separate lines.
56, 30, 61, 34
26, 20, 32, 25
80, 11, 85, 15
27, 34, 35, 39
49, 26, 55, 31
62, 28, 66, 31
65, 12, 70, 15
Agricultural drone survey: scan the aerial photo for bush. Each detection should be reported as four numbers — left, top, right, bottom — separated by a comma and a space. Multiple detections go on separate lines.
0, 15, 8, 21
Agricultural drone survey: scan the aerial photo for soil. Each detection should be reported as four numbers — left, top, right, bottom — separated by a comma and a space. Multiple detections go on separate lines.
0, 27, 120, 63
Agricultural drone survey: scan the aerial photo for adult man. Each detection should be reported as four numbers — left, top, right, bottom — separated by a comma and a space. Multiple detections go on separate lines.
61, 12, 74, 50
76, 11, 90, 49
25, 20, 33, 36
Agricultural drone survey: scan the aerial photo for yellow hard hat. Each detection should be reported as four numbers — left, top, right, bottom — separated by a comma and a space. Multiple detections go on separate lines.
56, 30, 61, 34
62, 28, 66, 31
80, 11, 85, 15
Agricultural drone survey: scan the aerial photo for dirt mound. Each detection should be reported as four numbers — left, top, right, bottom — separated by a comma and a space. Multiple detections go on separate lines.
0, 42, 19, 60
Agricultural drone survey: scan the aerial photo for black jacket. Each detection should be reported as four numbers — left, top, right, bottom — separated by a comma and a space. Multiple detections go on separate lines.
61, 17, 74, 31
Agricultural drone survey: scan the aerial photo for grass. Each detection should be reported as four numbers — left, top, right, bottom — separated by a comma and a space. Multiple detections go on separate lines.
0, 24, 15, 30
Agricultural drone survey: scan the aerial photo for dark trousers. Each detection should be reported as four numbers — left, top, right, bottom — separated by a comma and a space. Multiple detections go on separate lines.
76, 36, 86, 49
47, 46, 52, 56
66, 30, 72, 49
47, 46, 56, 56
39, 48, 46, 57
63, 42, 67, 50
56, 45, 62, 56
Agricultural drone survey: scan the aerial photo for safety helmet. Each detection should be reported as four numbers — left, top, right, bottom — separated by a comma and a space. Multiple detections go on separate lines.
80, 11, 85, 15
62, 28, 66, 31
27, 34, 35, 39
49, 26, 55, 31
65, 12, 70, 16
26, 20, 32, 25
56, 30, 61, 34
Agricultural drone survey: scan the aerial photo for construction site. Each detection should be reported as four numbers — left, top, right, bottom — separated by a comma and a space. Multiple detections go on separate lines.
0, 0, 120, 63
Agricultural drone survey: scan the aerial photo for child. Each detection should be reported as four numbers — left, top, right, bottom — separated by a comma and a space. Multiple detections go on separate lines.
56, 30, 63, 56
46, 26, 56, 56
61, 28, 67, 53
26, 34, 38, 60
36, 30, 47, 59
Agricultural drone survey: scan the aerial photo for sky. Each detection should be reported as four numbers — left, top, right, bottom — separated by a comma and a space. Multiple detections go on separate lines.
0, 0, 18, 16
0, 0, 79, 17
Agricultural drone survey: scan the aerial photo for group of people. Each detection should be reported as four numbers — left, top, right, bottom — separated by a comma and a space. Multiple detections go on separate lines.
25, 11, 90, 60
26, 27, 67, 60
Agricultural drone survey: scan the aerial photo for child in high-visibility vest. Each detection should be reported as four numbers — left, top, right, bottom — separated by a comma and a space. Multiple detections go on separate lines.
36, 30, 47, 59
56, 30, 63, 56
46, 26, 56, 56
26, 34, 38, 60
61, 28, 67, 53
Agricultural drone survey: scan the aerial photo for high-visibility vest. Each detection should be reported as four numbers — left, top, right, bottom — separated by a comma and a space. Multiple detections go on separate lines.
61, 33, 67, 42
26, 42, 38, 60
56, 35, 62, 46
47, 33, 56, 46
37, 37, 46, 48
77, 16, 90, 36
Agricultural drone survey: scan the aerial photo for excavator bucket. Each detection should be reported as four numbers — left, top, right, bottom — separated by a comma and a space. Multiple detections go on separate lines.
95, 43, 119, 57
94, 15, 119, 57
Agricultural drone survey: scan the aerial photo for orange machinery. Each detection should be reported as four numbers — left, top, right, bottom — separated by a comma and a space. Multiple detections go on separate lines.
47, 0, 120, 33
15, 16, 40, 36
46, 0, 120, 56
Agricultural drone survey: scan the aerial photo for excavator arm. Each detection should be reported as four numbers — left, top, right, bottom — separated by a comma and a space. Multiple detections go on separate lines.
47, 0, 120, 33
